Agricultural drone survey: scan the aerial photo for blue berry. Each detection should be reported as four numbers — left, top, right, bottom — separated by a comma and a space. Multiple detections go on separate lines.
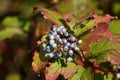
44, 46, 51, 53
57, 27, 61, 32
48, 32, 52, 37
52, 31, 57, 36
49, 40, 55, 45
64, 32, 69, 37
52, 27, 57, 31
49, 53, 54, 58
59, 26, 64, 29
45, 53, 54, 58
66, 42, 70, 47
62, 28, 66, 33
74, 47, 79, 51
54, 35, 60, 41
70, 36, 76, 42
68, 50, 73, 56
52, 43, 57, 48
67, 57, 73, 62
58, 38, 62, 43
64, 46, 68, 51
70, 43, 76, 48
62, 38, 67, 44
56, 51, 62, 57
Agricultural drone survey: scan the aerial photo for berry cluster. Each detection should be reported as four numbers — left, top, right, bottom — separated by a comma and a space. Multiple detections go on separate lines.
42, 26, 80, 62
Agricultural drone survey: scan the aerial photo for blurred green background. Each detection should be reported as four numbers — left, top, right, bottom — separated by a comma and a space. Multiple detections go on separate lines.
0, 0, 120, 80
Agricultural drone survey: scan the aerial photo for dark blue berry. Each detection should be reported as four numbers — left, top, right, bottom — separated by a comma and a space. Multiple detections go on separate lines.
68, 50, 73, 56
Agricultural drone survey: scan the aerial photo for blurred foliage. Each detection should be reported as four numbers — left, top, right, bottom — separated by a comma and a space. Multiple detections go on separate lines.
0, 0, 120, 80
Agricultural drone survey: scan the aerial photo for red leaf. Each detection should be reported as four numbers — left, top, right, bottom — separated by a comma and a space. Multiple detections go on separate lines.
45, 62, 77, 80
92, 13, 116, 24
106, 34, 120, 65
107, 50, 120, 65
80, 22, 112, 51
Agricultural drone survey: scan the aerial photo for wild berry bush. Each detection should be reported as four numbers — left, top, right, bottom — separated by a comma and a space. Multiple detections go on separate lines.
0, 0, 120, 80
32, 6, 120, 80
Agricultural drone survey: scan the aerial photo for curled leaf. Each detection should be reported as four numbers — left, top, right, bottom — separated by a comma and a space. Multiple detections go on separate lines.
32, 51, 46, 73
33, 6, 63, 26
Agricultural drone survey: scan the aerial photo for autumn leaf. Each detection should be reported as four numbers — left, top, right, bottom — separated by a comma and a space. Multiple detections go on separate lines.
75, 13, 115, 36
92, 13, 115, 24
32, 51, 46, 73
45, 62, 77, 80
80, 22, 112, 51
33, 6, 63, 26
107, 50, 120, 65
87, 35, 120, 64
106, 34, 120, 65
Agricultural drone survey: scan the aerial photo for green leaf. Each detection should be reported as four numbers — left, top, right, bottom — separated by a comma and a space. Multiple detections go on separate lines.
88, 39, 114, 63
0, 28, 23, 40
113, 3, 120, 14
23, 21, 31, 32
94, 73, 115, 80
2, 16, 22, 28
75, 21, 95, 36
109, 20, 120, 34
6, 73, 21, 80
34, 6, 63, 26
68, 66, 92, 80
45, 61, 77, 80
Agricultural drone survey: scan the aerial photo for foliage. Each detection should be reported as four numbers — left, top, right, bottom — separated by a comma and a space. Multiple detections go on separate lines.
0, 0, 120, 80
30, 6, 120, 80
